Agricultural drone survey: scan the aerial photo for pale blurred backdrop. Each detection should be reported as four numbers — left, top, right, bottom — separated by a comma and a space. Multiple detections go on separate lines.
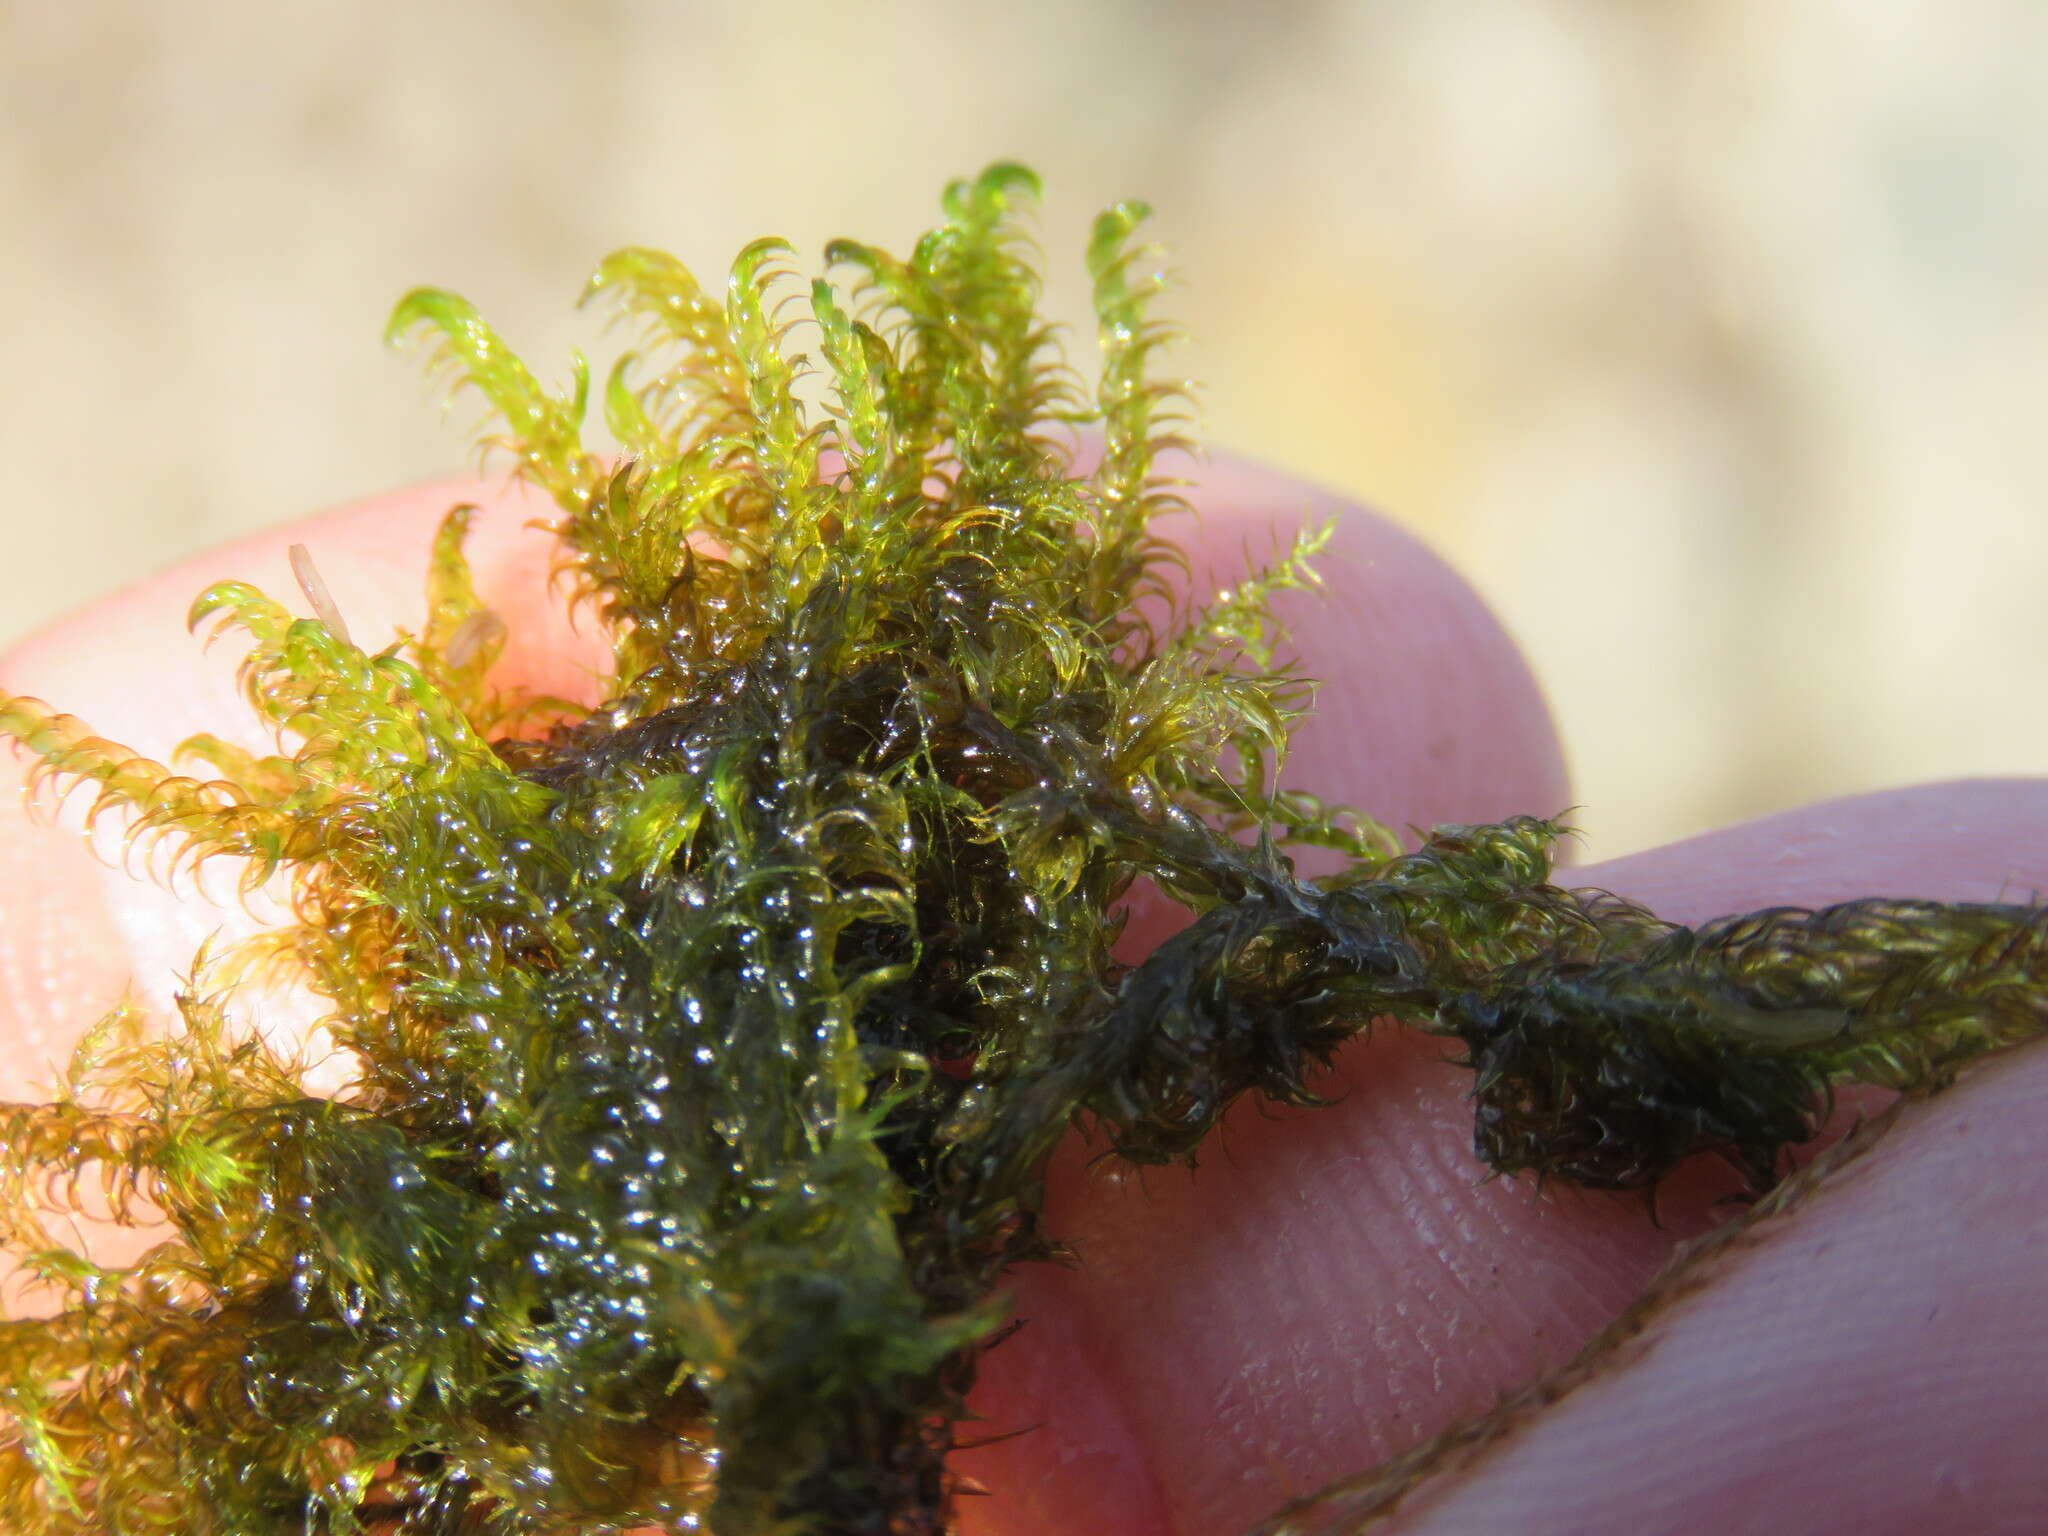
5, 0, 2048, 858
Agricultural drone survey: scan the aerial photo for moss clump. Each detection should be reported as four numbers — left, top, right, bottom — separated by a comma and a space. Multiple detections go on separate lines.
2, 165, 2044, 1535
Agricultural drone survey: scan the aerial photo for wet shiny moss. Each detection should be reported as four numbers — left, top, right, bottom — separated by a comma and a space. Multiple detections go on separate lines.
2, 166, 2044, 1535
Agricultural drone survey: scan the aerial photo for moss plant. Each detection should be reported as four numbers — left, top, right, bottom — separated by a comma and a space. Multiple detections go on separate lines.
1, 164, 2045, 1534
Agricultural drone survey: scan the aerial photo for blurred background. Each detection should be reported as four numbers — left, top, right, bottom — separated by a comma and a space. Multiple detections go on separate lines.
4, 0, 2047, 859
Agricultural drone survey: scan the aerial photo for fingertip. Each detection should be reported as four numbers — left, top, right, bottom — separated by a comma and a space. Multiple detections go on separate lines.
1567, 777, 2048, 922
0, 474, 607, 1097
1, 474, 606, 762
1378, 1042, 2048, 1536
973, 779, 2048, 1534
1178, 458, 1568, 867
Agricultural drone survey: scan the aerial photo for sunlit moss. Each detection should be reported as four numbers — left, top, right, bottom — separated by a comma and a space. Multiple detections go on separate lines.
1, 166, 2044, 1535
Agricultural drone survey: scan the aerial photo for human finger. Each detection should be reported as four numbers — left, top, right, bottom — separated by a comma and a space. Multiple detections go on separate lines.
0, 473, 602, 1098
1166, 455, 1568, 857
1372, 1022, 2048, 1534
962, 779, 2048, 1536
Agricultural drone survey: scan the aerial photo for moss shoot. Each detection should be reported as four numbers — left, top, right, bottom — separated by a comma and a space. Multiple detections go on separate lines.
1, 166, 2044, 1534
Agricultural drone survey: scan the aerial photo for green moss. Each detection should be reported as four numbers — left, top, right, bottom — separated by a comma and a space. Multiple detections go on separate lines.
1, 165, 2044, 1534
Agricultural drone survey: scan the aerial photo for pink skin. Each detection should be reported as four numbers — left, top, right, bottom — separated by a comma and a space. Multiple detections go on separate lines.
3, 464, 2044, 1533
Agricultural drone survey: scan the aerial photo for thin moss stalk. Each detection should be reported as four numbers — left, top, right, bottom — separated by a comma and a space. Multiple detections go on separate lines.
0, 165, 2042, 1535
